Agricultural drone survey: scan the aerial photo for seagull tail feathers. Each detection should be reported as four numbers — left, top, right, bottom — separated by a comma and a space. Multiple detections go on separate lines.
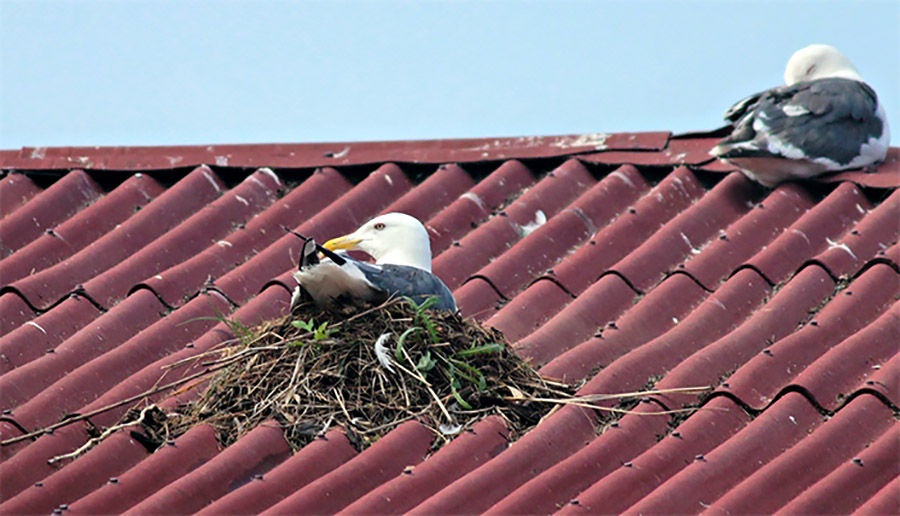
709, 139, 769, 160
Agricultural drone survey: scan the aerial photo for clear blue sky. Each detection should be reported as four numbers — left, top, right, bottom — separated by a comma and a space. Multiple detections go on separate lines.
1, 0, 897, 149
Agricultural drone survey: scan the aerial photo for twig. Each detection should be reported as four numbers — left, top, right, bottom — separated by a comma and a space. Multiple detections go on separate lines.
258, 351, 303, 418
359, 414, 417, 434
317, 415, 335, 437
199, 346, 284, 368
161, 339, 243, 370
506, 386, 711, 405
503, 396, 728, 416
47, 406, 155, 464
398, 345, 453, 423
246, 351, 287, 398
538, 400, 712, 416
335, 298, 400, 327
333, 388, 354, 425
1, 365, 226, 447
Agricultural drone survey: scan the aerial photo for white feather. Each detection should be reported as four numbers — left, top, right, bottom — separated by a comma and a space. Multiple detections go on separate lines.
374, 332, 395, 373
518, 210, 547, 237
439, 422, 463, 435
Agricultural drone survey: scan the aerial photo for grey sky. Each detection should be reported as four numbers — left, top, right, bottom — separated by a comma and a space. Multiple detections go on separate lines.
1, 0, 897, 149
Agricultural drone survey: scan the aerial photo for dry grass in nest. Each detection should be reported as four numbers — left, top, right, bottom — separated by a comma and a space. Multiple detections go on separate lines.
155, 297, 574, 452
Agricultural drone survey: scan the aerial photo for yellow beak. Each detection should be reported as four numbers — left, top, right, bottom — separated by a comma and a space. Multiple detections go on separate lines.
323, 235, 362, 251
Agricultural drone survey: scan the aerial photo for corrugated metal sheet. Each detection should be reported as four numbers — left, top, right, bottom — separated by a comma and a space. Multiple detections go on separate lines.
0, 132, 897, 515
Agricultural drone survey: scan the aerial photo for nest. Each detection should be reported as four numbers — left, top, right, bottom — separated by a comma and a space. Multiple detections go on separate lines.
154, 297, 574, 452
6, 297, 708, 463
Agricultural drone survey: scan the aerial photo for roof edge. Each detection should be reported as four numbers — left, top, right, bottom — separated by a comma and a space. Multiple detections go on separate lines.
0, 132, 671, 171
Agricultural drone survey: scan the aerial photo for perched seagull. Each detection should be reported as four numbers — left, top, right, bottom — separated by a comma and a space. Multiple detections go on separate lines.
291, 213, 457, 312
711, 44, 890, 187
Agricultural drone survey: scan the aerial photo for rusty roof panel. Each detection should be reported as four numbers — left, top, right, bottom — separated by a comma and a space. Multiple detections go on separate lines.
490, 400, 671, 515
410, 405, 598, 515
264, 421, 434, 515
512, 274, 637, 365
5, 292, 232, 437
0, 170, 102, 257
434, 159, 595, 290
141, 167, 352, 306
197, 429, 357, 516
1, 134, 897, 513
126, 421, 291, 515
83, 287, 290, 431
860, 352, 900, 407
68, 424, 220, 515
682, 182, 814, 289
775, 424, 900, 515
854, 476, 900, 515
81, 170, 280, 309
578, 135, 720, 167
710, 394, 896, 514
627, 392, 825, 514
556, 396, 749, 514
379, 163, 475, 220
0, 290, 166, 411
808, 189, 900, 278
652, 265, 837, 408
0, 294, 100, 372
493, 271, 773, 512
0, 174, 163, 285
882, 241, 900, 266
744, 182, 870, 283
427, 161, 536, 255
483, 167, 705, 340
0, 421, 99, 496
0, 293, 36, 333
791, 304, 900, 411
574, 269, 770, 401
340, 416, 510, 515
723, 264, 899, 410
540, 273, 709, 382
550, 166, 706, 294
455, 277, 506, 320
0, 173, 41, 218
4, 165, 226, 313
470, 168, 647, 300
610, 172, 758, 291
480, 279, 573, 341
0, 429, 150, 515
462, 210, 595, 312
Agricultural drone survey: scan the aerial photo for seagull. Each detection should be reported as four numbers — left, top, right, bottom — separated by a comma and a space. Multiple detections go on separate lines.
291, 213, 457, 312
710, 44, 890, 187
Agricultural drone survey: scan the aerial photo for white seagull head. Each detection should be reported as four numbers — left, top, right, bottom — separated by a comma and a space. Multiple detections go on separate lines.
783, 44, 863, 85
323, 212, 433, 271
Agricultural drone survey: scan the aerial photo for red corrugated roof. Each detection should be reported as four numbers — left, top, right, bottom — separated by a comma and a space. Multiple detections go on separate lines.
0, 131, 897, 514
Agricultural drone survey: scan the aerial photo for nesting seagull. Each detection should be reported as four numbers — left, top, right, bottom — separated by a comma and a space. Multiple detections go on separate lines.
291, 213, 457, 312
711, 44, 890, 187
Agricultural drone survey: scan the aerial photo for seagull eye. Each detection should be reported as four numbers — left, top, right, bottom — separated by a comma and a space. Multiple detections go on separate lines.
374, 223, 386, 230
806, 64, 816, 76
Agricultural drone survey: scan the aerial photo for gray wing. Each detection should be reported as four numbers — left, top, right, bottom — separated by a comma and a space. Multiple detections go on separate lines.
718, 78, 884, 166
723, 90, 766, 122
354, 262, 457, 312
